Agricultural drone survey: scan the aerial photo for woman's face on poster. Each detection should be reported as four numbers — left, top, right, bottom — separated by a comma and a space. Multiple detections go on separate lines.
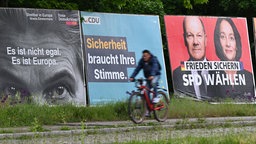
219, 20, 237, 61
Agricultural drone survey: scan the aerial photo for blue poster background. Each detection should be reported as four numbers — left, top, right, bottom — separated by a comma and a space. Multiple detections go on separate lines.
81, 12, 168, 104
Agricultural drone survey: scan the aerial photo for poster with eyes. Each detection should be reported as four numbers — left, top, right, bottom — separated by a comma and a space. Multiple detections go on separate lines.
81, 12, 169, 105
0, 8, 86, 105
164, 15, 256, 102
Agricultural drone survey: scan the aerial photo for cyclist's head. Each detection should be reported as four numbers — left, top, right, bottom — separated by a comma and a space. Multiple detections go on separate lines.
142, 49, 151, 62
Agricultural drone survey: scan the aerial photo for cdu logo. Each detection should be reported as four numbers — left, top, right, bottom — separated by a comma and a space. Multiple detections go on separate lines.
83, 16, 100, 24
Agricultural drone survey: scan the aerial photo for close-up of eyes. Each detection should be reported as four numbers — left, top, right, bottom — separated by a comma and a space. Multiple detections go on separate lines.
220, 33, 235, 42
186, 33, 203, 40
43, 84, 74, 105
1, 85, 31, 104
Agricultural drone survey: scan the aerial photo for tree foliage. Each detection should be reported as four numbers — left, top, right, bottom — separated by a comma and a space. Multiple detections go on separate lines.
5, 0, 256, 19
7, 0, 78, 9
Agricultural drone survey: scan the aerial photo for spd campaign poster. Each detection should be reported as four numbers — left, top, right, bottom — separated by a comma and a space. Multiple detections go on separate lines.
164, 15, 255, 102
81, 12, 168, 104
0, 8, 86, 105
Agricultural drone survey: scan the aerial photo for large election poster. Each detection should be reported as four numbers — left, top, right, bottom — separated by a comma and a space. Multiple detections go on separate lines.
253, 18, 256, 51
165, 15, 255, 102
81, 12, 168, 104
0, 8, 86, 105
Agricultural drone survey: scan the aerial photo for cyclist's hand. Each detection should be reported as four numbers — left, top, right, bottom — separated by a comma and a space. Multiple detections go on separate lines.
129, 78, 134, 82
148, 76, 154, 81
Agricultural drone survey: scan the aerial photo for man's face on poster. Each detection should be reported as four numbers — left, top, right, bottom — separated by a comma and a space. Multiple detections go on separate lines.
184, 17, 207, 61
0, 33, 85, 105
219, 20, 237, 61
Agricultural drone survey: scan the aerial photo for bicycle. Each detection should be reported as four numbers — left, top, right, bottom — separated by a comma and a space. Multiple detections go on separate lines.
127, 78, 170, 124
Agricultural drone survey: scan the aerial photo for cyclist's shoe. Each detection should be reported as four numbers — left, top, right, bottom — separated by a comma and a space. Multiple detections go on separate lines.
145, 110, 151, 117
152, 97, 160, 104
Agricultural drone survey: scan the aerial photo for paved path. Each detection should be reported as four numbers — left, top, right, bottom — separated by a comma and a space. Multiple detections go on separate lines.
0, 116, 256, 143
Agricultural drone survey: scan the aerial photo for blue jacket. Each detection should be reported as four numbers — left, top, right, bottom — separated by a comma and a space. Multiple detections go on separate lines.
130, 55, 161, 78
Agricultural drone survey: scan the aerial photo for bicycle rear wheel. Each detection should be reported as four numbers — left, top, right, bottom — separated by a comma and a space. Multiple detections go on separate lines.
153, 91, 169, 122
128, 92, 146, 124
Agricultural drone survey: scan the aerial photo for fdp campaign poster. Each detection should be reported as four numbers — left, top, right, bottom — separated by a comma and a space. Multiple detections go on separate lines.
81, 12, 168, 104
164, 15, 255, 102
0, 8, 86, 105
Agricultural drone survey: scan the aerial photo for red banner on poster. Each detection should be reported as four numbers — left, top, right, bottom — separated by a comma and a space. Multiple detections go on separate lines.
165, 16, 255, 102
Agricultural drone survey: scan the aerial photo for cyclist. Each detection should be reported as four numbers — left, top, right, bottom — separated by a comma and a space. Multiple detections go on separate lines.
129, 50, 161, 107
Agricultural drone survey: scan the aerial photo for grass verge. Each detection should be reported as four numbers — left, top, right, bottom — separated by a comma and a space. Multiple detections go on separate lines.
0, 98, 256, 127
122, 132, 256, 144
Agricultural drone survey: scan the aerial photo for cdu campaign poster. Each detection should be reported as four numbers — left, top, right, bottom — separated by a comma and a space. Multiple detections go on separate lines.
81, 12, 169, 105
0, 8, 86, 105
164, 15, 255, 102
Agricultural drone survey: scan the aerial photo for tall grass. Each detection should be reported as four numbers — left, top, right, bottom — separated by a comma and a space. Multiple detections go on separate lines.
169, 98, 256, 118
0, 98, 256, 127
0, 102, 129, 127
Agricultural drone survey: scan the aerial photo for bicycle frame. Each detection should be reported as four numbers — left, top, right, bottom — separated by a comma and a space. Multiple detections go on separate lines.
137, 83, 165, 111
128, 78, 169, 124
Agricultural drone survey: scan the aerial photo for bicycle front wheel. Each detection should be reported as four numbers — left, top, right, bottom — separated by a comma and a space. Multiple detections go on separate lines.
154, 91, 169, 122
128, 92, 146, 124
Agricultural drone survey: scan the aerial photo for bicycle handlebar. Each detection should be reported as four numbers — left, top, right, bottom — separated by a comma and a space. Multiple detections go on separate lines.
131, 78, 167, 91
129, 78, 146, 89
130, 78, 147, 86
